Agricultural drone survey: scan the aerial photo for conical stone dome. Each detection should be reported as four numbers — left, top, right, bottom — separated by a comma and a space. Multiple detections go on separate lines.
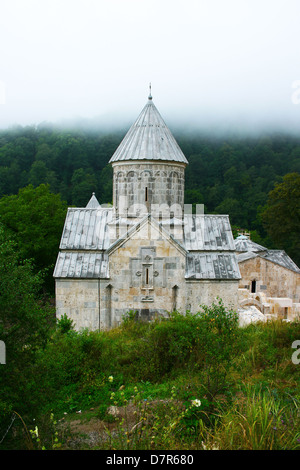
110, 93, 187, 217
109, 96, 188, 164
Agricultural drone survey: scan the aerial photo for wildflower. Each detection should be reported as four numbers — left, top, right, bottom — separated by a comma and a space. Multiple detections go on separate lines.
191, 399, 201, 407
108, 375, 114, 383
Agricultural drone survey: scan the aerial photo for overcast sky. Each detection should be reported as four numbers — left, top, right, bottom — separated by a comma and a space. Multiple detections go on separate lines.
0, 0, 300, 134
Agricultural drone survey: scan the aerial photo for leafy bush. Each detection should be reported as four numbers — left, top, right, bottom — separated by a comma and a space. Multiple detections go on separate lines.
56, 313, 75, 334
115, 300, 240, 398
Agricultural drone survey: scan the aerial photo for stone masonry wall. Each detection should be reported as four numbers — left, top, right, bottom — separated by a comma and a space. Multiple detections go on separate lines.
55, 279, 100, 330
238, 257, 300, 302
185, 280, 240, 313
107, 219, 187, 327
112, 161, 186, 217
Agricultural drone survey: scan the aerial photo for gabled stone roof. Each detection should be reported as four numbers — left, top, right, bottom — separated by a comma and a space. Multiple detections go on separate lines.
109, 96, 188, 164
235, 236, 300, 274
106, 214, 188, 257
260, 250, 300, 273
86, 192, 101, 208
54, 203, 241, 280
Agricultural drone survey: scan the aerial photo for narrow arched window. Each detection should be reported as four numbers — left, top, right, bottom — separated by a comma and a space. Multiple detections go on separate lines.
172, 285, 178, 312
251, 280, 256, 293
106, 284, 113, 329
145, 187, 148, 202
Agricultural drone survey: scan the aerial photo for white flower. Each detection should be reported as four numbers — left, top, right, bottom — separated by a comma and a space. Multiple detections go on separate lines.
108, 375, 114, 383
191, 399, 201, 407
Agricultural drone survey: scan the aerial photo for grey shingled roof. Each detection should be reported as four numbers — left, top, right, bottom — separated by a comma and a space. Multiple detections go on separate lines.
237, 248, 300, 273
109, 97, 188, 164
184, 215, 235, 251
54, 251, 109, 279
260, 250, 300, 273
55, 198, 241, 280
59, 207, 113, 251
186, 252, 241, 280
236, 251, 257, 263
59, 211, 235, 253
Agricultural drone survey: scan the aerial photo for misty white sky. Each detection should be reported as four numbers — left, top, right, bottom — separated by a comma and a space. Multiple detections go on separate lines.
0, 0, 300, 134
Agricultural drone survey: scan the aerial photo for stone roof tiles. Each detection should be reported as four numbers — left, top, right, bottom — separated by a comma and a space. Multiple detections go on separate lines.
235, 236, 300, 274
59, 207, 113, 251
54, 207, 240, 279
109, 97, 188, 164
260, 250, 300, 273
184, 215, 235, 251
186, 252, 241, 280
54, 251, 109, 279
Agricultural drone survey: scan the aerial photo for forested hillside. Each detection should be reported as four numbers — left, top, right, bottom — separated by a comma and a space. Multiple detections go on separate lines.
0, 125, 299, 271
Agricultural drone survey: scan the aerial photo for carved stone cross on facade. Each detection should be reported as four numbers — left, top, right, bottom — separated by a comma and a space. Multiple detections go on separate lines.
131, 246, 165, 301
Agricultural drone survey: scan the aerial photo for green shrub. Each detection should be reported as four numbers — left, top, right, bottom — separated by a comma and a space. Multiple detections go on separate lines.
116, 300, 240, 396
56, 313, 74, 334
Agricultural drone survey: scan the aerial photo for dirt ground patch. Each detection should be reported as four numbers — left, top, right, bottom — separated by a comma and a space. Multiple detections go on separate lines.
58, 400, 174, 449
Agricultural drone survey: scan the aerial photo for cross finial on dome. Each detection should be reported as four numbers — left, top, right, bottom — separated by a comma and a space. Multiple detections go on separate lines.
148, 82, 152, 100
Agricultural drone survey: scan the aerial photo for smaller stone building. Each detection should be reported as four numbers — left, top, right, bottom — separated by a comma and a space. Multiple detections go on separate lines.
236, 235, 300, 320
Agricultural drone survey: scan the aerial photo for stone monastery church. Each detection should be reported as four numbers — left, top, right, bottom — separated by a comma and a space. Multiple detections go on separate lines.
53, 92, 245, 330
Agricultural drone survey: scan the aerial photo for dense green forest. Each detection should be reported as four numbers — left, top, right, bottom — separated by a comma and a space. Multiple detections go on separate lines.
1, 125, 300, 214
0, 124, 299, 288
0, 126, 300, 211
